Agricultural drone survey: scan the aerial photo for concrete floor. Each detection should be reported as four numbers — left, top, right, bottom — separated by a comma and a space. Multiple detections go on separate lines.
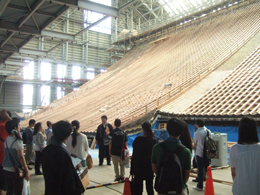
29, 155, 233, 195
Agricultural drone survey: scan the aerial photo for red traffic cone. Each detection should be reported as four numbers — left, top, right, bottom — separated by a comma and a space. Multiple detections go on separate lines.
123, 177, 131, 195
205, 166, 215, 195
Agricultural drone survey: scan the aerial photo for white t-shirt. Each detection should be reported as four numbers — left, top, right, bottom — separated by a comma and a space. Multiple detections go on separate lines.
3, 136, 23, 172
193, 126, 211, 157
228, 143, 260, 195
65, 133, 89, 160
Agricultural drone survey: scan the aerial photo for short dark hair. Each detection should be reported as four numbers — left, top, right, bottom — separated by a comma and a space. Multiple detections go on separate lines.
101, 115, 107, 120
29, 119, 36, 126
196, 120, 205, 127
47, 121, 52, 127
5, 120, 18, 134
114, 119, 121, 127
52, 120, 72, 142
238, 117, 259, 144
167, 118, 184, 137
7, 111, 12, 118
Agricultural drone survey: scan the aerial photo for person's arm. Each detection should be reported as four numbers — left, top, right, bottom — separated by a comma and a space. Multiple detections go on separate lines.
109, 140, 112, 157
152, 163, 157, 174
125, 133, 128, 148
231, 168, 236, 180
95, 126, 100, 144
85, 135, 89, 152
17, 149, 30, 181
184, 170, 191, 183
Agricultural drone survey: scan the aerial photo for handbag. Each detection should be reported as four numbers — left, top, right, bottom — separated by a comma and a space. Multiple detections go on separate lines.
86, 154, 93, 170
6, 139, 26, 178
129, 175, 135, 195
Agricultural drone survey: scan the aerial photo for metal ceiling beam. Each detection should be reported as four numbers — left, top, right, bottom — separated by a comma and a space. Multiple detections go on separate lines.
119, 0, 139, 11
18, 0, 45, 28
41, 30, 75, 41
51, 0, 119, 17
0, 32, 15, 47
7, 3, 56, 18
0, 21, 75, 41
0, 70, 17, 75
19, 48, 47, 56
0, 46, 47, 56
0, 0, 11, 17
4, 60, 29, 66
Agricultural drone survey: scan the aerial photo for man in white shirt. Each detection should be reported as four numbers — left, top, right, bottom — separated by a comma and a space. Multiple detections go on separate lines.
193, 120, 211, 191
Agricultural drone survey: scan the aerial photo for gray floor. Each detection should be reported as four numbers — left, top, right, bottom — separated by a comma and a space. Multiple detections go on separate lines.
29, 157, 233, 195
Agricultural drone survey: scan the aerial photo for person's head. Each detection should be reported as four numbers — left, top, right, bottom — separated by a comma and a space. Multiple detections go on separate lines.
47, 121, 52, 128
52, 120, 72, 143
29, 119, 36, 128
114, 119, 121, 128
195, 119, 205, 128
101, 115, 107, 124
180, 120, 193, 153
238, 117, 259, 144
71, 120, 80, 147
142, 121, 154, 144
167, 118, 184, 138
0, 110, 12, 122
5, 119, 22, 140
33, 122, 43, 135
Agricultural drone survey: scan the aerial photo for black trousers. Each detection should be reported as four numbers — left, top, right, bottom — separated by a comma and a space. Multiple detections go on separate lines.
3, 170, 23, 195
133, 176, 154, 195
35, 151, 42, 174
98, 143, 110, 164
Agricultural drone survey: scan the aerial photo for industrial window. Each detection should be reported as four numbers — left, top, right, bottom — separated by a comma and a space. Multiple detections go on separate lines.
41, 62, 51, 81
56, 86, 65, 100
23, 84, 33, 113
86, 68, 95, 80
100, 68, 106, 73
41, 85, 50, 106
23, 61, 34, 80
84, 0, 112, 34
57, 64, 66, 81
72, 66, 81, 80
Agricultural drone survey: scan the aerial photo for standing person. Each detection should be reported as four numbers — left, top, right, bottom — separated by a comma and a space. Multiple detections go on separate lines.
180, 121, 193, 153
2, 120, 30, 195
131, 122, 156, 195
228, 117, 260, 195
192, 120, 211, 191
25, 119, 36, 170
42, 120, 85, 195
95, 115, 113, 166
33, 122, 46, 175
0, 110, 12, 195
65, 120, 89, 167
109, 119, 128, 181
45, 121, 52, 145
152, 118, 191, 195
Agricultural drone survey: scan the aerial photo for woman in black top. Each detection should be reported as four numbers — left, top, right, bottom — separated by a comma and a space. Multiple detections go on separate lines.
131, 122, 156, 195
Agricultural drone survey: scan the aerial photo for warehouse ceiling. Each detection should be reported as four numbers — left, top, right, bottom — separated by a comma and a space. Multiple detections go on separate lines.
0, 0, 231, 77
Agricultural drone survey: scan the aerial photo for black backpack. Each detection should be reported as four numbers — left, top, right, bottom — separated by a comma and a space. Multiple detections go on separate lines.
155, 142, 186, 194
22, 131, 26, 144
204, 130, 217, 159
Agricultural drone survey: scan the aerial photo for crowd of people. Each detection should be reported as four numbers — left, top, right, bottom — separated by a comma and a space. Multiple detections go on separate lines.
0, 109, 259, 195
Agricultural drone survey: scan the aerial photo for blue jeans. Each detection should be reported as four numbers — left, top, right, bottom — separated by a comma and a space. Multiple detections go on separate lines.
195, 155, 205, 189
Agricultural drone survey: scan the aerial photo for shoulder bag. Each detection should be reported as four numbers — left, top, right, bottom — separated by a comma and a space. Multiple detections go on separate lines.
6, 139, 26, 178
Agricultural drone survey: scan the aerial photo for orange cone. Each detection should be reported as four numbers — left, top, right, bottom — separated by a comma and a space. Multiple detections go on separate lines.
123, 177, 131, 195
205, 166, 215, 195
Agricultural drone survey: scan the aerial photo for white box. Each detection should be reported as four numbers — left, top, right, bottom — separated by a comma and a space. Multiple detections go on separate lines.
211, 133, 228, 167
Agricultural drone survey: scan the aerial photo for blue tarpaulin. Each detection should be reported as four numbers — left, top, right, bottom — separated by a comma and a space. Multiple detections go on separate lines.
125, 124, 260, 147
